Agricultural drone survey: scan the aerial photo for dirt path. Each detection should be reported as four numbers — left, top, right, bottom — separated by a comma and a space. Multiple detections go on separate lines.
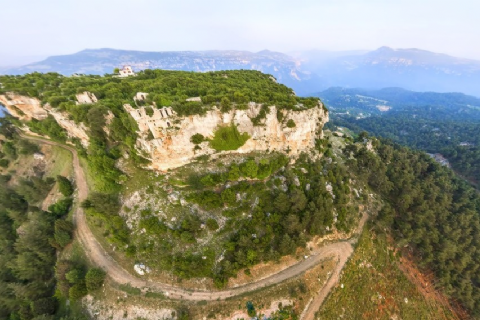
22, 134, 368, 304
300, 211, 368, 320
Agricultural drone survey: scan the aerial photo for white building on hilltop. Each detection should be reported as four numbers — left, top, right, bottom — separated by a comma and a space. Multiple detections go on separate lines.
118, 66, 135, 77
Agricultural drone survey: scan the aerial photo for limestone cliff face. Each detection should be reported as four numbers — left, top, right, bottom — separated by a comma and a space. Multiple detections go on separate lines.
0, 93, 48, 121
128, 102, 328, 171
1, 92, 329, 171
0, 93, 90, 146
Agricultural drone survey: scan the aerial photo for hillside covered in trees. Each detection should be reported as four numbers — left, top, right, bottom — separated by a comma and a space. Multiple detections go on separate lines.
1, 70, 480, 318
333, 108, 480, 185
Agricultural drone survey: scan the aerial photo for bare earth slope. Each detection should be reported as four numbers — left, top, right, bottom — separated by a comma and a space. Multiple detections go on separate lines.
21, 134, 367, 312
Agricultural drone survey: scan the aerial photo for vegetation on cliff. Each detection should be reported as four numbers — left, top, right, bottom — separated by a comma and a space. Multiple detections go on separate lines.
209, 124, 250, 151
0, 70, 321, 117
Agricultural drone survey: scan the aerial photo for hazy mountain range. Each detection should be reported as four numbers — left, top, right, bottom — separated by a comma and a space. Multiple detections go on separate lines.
3, 47, 480, 97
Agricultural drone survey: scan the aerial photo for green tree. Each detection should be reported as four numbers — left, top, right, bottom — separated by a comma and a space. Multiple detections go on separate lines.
69, 281, 87, 300
209, 124, 250, 151
206, 218, 219, 231
286, 119, 296, 128
220, 97, 231, 112
85, 268, 106, 292
48, 198, 73, 216
246, 301, 256, 317
30, 298, 56, 316
0, 158, 9, 167
54, 219, 73, 247
228, 164, 240, 181
221, 188, 236, 205
56, 175, 73, 196
241, 160, 258, 178
65, 269, 82, 284
190, 133, 205, 145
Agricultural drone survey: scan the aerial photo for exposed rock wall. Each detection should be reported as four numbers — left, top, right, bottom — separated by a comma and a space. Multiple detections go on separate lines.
0, 93, 48, 120
44, 104, 90, 147
2, 92, 329, 171
0, 93, 90, 146
75, 91, 98, 104
128, 102, 328, 171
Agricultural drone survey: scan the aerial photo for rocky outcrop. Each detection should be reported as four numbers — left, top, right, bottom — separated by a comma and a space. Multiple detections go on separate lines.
76, 91, 98, 104
2, 92, 329, 171
44, 104, 90, 147
0, 93, 90, 147
127, 102, 328, 171
0, 92, 48, 121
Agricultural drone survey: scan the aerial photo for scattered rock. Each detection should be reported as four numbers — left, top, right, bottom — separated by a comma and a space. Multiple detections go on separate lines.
134, 263, 151, 275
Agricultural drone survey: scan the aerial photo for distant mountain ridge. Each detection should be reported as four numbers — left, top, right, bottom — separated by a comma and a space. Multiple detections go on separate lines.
310, 47, 480, 96
4, 47, 480, 96
4, 48, 317, 95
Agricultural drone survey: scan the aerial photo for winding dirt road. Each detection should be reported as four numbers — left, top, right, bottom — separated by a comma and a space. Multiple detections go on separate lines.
23, 134, 367, 316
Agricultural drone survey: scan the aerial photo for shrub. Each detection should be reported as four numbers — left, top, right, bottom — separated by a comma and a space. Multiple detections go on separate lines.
240, 160, 258, 178
190, 133, 205, 145
286, 119, 296, 128
209, 124, 250, 151
221, 188, 236, 205
85, 268, 106, 292
139, 216, 167, 235
56, 175, 74, 196
188, 191, 222, 210
2, 141, 16, 158
31, 297, 56, 316
54, 219, 74, 247
69, 281, 87, 300
0, 158, 9, 167
48, 198, 73, 216
17, 139, 40, 155
206, 218, 219, 231
220, 97, 231, 112
246, 301, 256, 317
228, 164, 240, 181
65, 269, 82, 284
145, 106, 154, 116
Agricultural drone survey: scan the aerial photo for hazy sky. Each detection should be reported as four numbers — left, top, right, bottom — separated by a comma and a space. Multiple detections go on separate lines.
1, 0, 479, 65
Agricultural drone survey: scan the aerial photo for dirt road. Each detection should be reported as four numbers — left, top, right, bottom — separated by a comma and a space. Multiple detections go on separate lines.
24, 134, 367, 307
300, 211, 368, 320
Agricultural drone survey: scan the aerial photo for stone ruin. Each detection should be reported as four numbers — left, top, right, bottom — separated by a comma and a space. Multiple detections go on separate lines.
123, 98, 175, 139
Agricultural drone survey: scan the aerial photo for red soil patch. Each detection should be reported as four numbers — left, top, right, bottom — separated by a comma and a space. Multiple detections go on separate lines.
397, 249, 468, 320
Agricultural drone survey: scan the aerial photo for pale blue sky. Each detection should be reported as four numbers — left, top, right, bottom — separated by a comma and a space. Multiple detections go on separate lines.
1, 0, 479, 65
